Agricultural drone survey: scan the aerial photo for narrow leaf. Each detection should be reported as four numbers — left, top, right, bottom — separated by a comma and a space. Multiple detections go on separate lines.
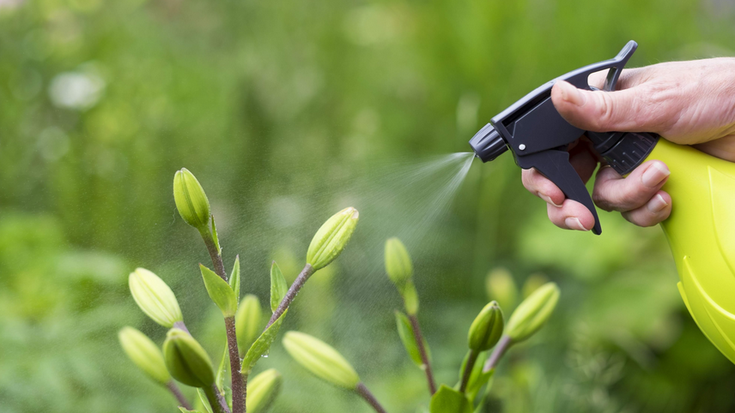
241, 309, 288, 373
229, 255, 241, 302
395, 311, 422, 366
196, 389, 214, 413
270, 261, 288, 313
179, 408, 204, 413
216, 345, 228, 396
200, 264, 238, 317
211, 214, 221, 255
465, 354, 493, 402
430, 385, 472, 413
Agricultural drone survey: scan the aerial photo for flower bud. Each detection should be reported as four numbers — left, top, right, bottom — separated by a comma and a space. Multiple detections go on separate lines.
467, 301, 504, 352
173, 168, 211, 230
246, 369, 282, 413
506, 282, 560, 343
306, 207, 359, 270
129, 268, 183, 328
384, 237, 413, 287
282, 331, 360, 389
118, 326, 170, 385
485, 268, 518, 311
163, 328, 215, 388
236, 294, 263, 351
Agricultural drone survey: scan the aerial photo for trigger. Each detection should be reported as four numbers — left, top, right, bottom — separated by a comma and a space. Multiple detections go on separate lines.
517, 150, 602, 235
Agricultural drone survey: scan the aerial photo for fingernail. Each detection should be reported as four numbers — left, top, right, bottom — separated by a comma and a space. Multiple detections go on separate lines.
538, 192, 562, 208
565, 217, 589, 231
647, 194, 669, 213
641, 163, 670, 187
558, 81, 586, 106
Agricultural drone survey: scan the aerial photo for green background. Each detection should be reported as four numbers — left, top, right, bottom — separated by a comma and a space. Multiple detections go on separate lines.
1, 0, 734, 411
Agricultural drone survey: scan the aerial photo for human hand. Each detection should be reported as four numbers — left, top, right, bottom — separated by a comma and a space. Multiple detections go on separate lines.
522, 58, 735, 230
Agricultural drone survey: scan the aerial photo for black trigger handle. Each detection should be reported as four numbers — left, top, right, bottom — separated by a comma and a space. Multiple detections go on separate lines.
517, 150, 602, 235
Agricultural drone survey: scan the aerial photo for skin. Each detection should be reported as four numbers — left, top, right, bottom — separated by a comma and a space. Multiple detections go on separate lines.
522, 58, 735, 230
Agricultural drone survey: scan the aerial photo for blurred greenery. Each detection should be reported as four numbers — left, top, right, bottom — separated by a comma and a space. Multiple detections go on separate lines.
2, 0, 735, 411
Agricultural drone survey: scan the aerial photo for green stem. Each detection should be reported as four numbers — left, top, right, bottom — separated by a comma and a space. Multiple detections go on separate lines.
225, 316, 244, 413
483, 335, 513, 373
204, 384, 231, 413
355, 382, 388, 413
459, 350, 478, 393
407, 313, 436, 395
266, 264, 315, 328
200, 227, 227, 281
166, 381, 192, 410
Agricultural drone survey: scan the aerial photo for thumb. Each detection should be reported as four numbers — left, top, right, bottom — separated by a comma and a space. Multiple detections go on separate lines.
551, 80, 652, 133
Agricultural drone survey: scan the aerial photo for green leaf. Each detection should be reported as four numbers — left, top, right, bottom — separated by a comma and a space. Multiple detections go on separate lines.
241, 309, 288, 373
229, 255, 241, 302
430, 385, 472, 413
216, 345, 228, 396
211, 214, 221, 255
179, 408, 205, 413
200, 264, 238, 317
464, 353, 494, 403
270, 261, 288, 313
196, 389, 214, 413
395, 311, 430, 366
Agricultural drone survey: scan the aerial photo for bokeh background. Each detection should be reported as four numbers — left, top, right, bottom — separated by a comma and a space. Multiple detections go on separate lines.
2, 0, 735, 411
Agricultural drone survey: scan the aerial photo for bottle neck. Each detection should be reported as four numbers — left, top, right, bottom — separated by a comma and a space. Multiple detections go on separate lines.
587, 131, 659, 175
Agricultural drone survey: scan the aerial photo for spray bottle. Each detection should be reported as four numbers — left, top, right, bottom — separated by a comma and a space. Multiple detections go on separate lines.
469, 40, 735, 364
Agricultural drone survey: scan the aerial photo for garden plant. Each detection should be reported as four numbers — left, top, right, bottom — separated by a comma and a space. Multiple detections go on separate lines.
119, 168, 560, 413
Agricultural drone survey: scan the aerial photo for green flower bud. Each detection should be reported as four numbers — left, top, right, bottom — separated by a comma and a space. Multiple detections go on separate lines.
173, 168, 211, 230
163, 328, 215, 388
246, 369, 282, 413
282, 331, 360, 389
506, 282, 560, 343
384, 237, 413, 287
306, 207, 359, 270
118, 326, 170, 385
485, 268, 518, 311
236, 294, 263, 351
129, 268, 183, 328
467, 301, 504, 352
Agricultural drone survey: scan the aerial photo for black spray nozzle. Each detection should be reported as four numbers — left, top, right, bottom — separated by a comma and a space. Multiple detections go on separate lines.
469, 124, 507, 162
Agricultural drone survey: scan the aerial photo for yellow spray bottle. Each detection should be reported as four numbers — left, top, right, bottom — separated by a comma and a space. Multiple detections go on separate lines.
469, 40, 735, 364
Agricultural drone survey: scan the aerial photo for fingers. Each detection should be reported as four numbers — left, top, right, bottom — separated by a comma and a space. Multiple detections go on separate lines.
522, 168, 564, 207
592, 161, 670, 212
546, 199, 597, 231
550, 80, 666, 133
621, 191, 672, 226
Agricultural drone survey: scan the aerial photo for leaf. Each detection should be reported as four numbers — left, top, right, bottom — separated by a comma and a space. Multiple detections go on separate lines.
395, 311, 423, 366
216, 345, 228, 397
430, 385, 472, 413
229, 255, 241, 302
466, 357, 494, 403
196, 389, 214, 413
200, 264, 238, 317
241, 309, 288, 373
270, 261, 288, 313
211, 214, 221, 255
179, 408, 205, 413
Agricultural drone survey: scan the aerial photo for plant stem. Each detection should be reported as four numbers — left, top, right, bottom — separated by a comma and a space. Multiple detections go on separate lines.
266, 264, 315, 328
483, 335, 513, 373
225, 316, 244, 413
407, 313, 436, 395
200, 228, 227, 281
174, 321, 190, 334
459, 349, 478, 393
355, 382, 388, 413
166, 381, 192, 410
204, 384, 231, 413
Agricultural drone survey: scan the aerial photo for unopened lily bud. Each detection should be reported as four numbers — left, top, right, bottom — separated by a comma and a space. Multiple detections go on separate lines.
486, 268, 518, 311
163, 328, 214, 388
236, 294, 263, 351
246, 369, 282, 413
173, 168, 211, 230
282, 331, 360, 389
129, 268, 183, 328
384, 237, 413, 287
468, 301, 504, 352
506, 282, 560, 342
522, 273, 549, 298
306, 207, 359, 270
118, 326, 170, 385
